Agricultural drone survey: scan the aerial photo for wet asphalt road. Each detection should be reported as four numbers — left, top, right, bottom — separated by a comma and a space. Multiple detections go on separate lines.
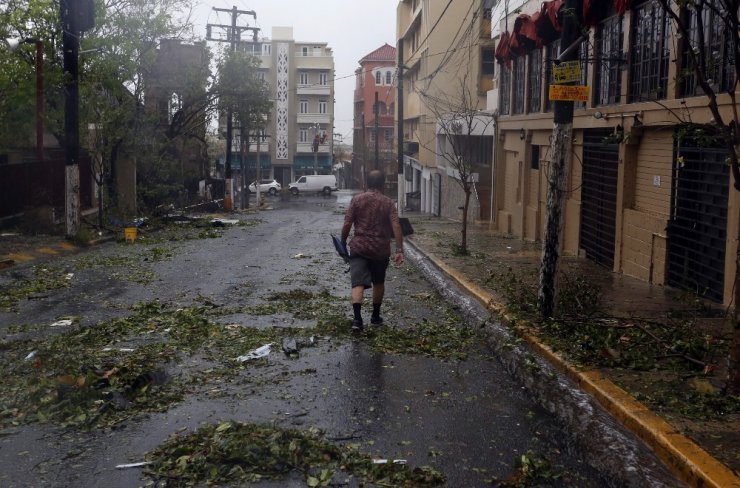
0, 191, 609, 487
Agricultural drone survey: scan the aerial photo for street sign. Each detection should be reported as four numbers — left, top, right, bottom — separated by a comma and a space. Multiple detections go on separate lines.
548, 85, 590, 102
552, 60, 581, 84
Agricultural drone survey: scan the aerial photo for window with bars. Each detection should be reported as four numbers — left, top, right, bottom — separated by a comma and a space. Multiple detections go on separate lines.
680, 1, 736, 96
375, 71, 382, 84
595, 15, 623, 106
527, 49, 543, 113
630, 0, 670, 102
499, 64, 511, 115
544, 39, 560, 112
512, 57, 526, 114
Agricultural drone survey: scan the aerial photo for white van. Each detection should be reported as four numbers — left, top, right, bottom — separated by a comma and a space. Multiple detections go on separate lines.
288, 175, 338, 195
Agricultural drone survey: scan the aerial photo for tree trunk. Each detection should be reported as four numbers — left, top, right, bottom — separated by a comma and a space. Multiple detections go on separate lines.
461, 187, 471, 253
538, 122, 573, 318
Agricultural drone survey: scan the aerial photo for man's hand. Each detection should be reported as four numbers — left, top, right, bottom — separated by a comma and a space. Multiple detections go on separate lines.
394, 250, 404, 266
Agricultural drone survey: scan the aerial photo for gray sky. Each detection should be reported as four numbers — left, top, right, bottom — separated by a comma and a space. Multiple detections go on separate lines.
192, 0, 399, 145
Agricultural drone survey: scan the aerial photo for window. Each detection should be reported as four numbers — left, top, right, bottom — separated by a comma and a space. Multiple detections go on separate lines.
512, 57, 525, 114
527, 49, 542, 113
301, 46, 309, 56
300, 100, 308, 113
544, 39, 560, 112
299, 72, 309, 85
262, 43, 271, 56
370, 129, 376, 142
482, 48, 495, 75
375, 71, 382, 85
630, 0, 670, 102
299, 128, 308, 142
681, 0, 736, 96
531, 145, 540, 170
595, 14, 623, 106
318, 100, 327, 114
385, 129, 393, 142
313, 46, 321, 56
257, 71, 266, 82
499, 64, 511, 115
319, 72, 328, 85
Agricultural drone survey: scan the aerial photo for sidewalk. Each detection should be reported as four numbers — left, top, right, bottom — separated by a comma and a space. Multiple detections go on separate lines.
406, 215, 740, 488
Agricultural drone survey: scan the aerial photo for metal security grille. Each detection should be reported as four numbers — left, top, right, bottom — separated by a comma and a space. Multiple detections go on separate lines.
595, 15, 623, 106
629, 0, 670, 102
580, 130, 619, 268
512, 57, 525, 114
667, 141, 728, 302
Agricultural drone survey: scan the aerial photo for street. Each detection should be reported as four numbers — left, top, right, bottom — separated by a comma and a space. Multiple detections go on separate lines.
1, 192, 639, 487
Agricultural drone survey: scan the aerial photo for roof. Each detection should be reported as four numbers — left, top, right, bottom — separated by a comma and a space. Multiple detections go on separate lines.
359, 43, 397, 64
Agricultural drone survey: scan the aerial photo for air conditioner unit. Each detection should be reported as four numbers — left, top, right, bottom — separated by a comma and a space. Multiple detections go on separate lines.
402, 141, 419, 155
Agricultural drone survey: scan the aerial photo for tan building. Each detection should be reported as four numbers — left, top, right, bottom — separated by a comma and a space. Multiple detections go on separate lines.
235, 27, 335, 187
396, 0, 496, 217
489, 0, 738, 304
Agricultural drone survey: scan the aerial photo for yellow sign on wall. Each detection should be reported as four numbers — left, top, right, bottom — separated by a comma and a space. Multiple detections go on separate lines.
548, 85, 590, 102
552, 61, 581, 83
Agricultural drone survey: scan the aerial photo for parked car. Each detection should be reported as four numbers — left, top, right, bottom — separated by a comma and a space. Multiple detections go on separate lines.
288, 175, 338, 195
248, 179, 281, 195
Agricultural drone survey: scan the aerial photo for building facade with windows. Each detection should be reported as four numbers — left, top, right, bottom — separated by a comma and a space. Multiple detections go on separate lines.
234, 27, 334, 187
396, 0, 496, 218
352, 43, 397, 190
489, 0, 739, 304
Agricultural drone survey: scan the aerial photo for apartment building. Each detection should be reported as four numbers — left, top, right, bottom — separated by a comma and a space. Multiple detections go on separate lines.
235, 27, 334, 187
352, 43, 397, 190
396, 0, 496, 217
489, 0, 738, 304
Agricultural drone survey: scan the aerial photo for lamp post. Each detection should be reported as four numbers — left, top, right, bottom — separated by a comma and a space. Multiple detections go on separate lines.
4, 38, 44, 162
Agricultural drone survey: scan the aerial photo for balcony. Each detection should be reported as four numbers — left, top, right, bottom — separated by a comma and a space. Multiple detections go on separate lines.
296, 141, 330, 154
297, 112, 331, 124
294, 55, 334, 70
296, 84, 331, 96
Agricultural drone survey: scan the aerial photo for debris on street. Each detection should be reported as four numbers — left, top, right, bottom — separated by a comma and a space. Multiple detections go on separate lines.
236, 343, 272, 362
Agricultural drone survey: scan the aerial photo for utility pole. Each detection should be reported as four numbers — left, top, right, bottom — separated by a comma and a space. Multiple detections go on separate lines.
206, 6, 258, 211
361, 113, 367, 188
537, 0, 583, 318
60, 0, 94, 237
397, 37, 404, 214
312, 125, 320, 176
374, 91, 379, 170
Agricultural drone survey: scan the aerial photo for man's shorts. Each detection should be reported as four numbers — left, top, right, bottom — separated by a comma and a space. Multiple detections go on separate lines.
349, 255, 390, 289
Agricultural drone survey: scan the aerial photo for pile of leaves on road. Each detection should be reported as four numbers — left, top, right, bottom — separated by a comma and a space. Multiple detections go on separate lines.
0, 265, 72, 310
145, 421, 446, 487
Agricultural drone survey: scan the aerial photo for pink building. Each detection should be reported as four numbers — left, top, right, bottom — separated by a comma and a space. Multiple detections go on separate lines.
352, 43, 396, 190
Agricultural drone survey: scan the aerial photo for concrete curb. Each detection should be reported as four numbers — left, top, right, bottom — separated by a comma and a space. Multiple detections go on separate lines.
409, 240, 740, 488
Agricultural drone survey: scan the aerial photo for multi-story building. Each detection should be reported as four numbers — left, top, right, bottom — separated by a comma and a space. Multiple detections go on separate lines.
489, 0, 739, 305
236, 27, 334, 187
396, 0, 496, 217
352, 43, 397, 191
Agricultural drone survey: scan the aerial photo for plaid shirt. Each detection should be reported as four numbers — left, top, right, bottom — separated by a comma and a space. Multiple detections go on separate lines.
344, 189, 399, 260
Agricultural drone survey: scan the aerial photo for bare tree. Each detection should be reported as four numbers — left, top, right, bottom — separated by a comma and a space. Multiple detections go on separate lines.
420, 75, 494, 254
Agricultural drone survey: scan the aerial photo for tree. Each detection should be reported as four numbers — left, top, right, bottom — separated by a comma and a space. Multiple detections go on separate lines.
420, 75, 494, 254
214, 50, 271, 207
1, 0, 212, 221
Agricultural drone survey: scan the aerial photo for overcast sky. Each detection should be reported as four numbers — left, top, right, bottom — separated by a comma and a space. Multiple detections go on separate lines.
191, 0, 399, 145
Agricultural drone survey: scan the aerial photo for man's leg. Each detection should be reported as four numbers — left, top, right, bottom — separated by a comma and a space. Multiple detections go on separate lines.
371, 283, 384, 324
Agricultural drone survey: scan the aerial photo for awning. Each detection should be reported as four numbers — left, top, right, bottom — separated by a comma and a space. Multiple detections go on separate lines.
534, 0, 563, 43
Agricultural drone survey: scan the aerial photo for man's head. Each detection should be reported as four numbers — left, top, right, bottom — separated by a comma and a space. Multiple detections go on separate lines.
367, 170, 385, 190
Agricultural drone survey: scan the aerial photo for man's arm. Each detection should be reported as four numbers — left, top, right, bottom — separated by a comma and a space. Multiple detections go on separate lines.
389, 207, 404, 265
341, 220, 352, 243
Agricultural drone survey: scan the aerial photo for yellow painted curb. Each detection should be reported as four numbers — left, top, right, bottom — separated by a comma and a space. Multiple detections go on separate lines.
5, 253, 34, 263
37, 247, 59, 255
411, 242, 740, 488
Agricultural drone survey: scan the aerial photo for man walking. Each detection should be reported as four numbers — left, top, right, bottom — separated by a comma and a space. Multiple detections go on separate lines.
341, 170, 404, 331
